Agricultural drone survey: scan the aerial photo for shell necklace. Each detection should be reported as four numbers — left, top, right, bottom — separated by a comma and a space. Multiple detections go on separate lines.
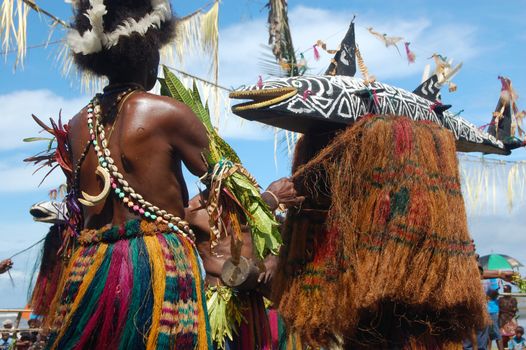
83, 91, 194, 239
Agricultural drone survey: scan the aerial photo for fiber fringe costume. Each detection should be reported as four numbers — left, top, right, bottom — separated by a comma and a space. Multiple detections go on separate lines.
272, 116, 487, 348
44, 220, 210, 349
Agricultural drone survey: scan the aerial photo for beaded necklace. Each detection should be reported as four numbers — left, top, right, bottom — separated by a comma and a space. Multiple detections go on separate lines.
82, 91, 194, 239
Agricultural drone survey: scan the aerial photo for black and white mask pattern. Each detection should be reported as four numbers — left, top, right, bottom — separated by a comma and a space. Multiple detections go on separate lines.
232, 75, 511, 155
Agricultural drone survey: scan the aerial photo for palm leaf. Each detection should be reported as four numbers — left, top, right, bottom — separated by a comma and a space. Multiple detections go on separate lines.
160, 67, 280, 259
162, 65, 196, 110
192, 80, 213, 130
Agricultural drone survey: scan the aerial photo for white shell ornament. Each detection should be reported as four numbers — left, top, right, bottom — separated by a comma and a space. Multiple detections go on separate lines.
78, 165, 112, 207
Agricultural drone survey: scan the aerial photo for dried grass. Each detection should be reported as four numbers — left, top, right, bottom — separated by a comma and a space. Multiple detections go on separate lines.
274, 116, 488, 348
0, 0, 29, 66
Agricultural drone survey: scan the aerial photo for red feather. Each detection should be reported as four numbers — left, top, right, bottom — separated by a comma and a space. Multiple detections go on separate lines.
24, 112, 73, 183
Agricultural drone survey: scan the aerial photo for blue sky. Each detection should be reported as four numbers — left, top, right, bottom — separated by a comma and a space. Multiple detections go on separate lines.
0, 1, 525, 307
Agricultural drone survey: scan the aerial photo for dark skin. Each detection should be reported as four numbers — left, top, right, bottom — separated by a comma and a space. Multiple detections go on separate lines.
0, 259, 13, 274
186, 178, 302, 299
69, 53, 208, 228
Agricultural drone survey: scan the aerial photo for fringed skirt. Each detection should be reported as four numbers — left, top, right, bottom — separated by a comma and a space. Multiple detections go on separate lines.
44, 220, 211, 350
275, 116, 488, 348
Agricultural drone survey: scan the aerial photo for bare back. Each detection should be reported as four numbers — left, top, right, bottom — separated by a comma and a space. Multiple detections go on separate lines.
69, 91, 208, 229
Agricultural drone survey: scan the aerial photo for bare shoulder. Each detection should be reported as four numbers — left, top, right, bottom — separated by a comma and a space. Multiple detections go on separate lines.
126, 92, 197, 127
125, 92, 208, 153
68, 106, 88, 132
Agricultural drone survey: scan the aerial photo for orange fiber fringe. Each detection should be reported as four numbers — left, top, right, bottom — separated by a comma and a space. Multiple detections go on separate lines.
274, 116, 488, 348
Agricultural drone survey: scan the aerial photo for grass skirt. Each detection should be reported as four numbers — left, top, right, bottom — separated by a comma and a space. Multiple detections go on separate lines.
274, 116, 488, 348
43, 220, 211, 350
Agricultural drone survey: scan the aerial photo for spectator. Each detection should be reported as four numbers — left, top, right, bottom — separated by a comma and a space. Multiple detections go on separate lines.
499, 284, 518, 347
0, 332, 13, 350
463, 253, 515, 350
0, 319, 14, 350
1, 320, 12, 330
26, 318, 40, 344
508, 326, 526, 350
15, 332, 31, 350
487, 288, 504, 350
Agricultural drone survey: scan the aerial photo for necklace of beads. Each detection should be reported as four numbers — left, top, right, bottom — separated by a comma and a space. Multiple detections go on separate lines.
86, 92, 194, 239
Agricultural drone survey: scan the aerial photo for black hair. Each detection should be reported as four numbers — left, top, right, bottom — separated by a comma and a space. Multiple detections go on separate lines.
71, 0, 176, 78
517, 326, 524, 334
19, 332, 31, 341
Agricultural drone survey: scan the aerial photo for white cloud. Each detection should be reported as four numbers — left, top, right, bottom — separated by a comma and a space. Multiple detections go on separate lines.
216, 5, 480, 87
0, 160, 65, 193
0, 6, 476, 146
173, 5, 482, 140
0, 90, 87, 151
0, 91, 74, 194
0, 250, 41, 308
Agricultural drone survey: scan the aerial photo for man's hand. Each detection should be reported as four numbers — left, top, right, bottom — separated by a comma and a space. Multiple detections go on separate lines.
262, 178, 305, 211
0, 259, 13, 274
258, 255, 279, 284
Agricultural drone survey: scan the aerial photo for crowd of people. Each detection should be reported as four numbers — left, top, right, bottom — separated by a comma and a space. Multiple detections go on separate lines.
0, 319, 45, 350
487, 283, 525, 350
465, 275, 525, 350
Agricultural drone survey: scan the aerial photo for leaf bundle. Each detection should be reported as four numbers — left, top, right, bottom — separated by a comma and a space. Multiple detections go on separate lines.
160, 66, 281, 259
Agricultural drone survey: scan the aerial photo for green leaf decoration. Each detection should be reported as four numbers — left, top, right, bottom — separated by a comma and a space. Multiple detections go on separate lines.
160, 66, 281, 259
192, 81, 214, 130
206, 286, 244, 349
162, 66, 196, 111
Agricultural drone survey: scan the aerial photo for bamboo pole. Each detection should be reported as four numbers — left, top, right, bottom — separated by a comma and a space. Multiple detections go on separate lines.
0, 309, 32, 313
500, 293, 526, 297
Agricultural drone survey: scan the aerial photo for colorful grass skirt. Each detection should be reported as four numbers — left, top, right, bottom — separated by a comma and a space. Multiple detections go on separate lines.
43, 220, 211, 350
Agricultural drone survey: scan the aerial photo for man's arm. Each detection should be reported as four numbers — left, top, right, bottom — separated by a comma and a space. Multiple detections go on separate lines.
482, 270, 515, 281
160, 98, 209, 176
0, 259, 13, 274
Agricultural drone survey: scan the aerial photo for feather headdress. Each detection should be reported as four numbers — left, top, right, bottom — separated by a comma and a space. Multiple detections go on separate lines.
67, 0, 172, 55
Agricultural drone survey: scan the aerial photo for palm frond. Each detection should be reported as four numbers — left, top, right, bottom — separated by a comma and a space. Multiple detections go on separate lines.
201, 1, 219, 53
1, 0, 29, 66
169, 1, 219, 65
161, 68, 280, 259
1, 0, 67, 68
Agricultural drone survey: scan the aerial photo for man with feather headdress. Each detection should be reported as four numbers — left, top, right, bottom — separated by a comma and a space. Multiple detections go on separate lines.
27, 1, 214, 348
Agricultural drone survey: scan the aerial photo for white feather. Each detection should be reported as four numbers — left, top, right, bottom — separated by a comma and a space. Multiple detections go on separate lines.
67, 0, 172, 55
67, 28, 102, 54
